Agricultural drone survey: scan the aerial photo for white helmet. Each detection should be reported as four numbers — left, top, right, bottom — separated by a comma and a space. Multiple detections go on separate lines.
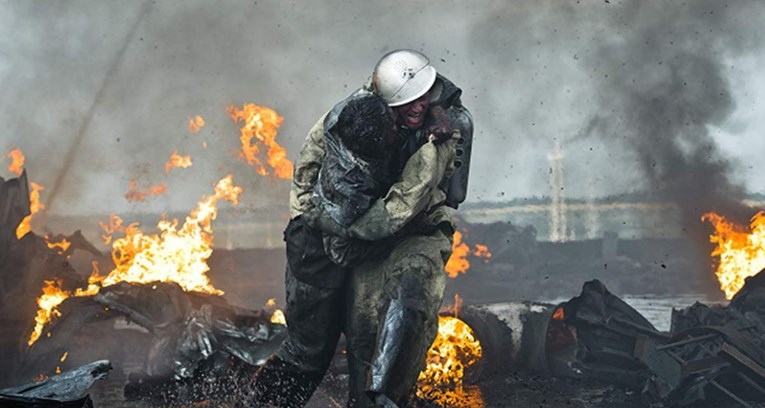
372, 49, 437, 107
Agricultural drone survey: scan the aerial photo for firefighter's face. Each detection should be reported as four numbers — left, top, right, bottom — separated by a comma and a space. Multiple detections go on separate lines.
394, 91, 430, 129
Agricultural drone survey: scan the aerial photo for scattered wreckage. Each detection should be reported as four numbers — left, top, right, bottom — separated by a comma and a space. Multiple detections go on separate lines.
454, 272, 765, 407
5, 169, 765, 407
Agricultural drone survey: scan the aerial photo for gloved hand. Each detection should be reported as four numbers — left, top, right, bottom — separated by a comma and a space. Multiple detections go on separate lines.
426, 105, 453, 144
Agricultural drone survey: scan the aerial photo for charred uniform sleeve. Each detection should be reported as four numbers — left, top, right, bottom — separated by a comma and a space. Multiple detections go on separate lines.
347, 134, 458, 241
289, 114, 328, 219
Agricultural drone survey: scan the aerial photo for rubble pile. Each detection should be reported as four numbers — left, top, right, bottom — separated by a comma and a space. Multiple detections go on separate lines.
0, 171, 288, 406
0, 360, 111, 408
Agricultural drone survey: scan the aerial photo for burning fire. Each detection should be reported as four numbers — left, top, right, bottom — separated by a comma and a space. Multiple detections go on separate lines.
445, 231, 492, 278
271, 310, 286, 325
28, 175, 242, 346
46, 237, 71, 254
99, 213, 135, 245
165, 151, 192, 173
703, 211, 765, 300
7, 148, 24, 176
124, 178, 168, 202
265, 298, 286, 325
16, 182, 45, 239
188, 115, 205, 133
417, 315, 483, 406
226, 103, 293, 179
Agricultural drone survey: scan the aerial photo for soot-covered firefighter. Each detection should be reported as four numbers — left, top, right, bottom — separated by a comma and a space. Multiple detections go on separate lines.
242, 49, 473, 408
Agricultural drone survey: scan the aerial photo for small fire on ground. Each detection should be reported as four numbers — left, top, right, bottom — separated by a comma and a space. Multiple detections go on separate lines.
28, 175, 243, 346
703, 211, 765, 300
265, 298, 286, 325
417, 306, 484, 407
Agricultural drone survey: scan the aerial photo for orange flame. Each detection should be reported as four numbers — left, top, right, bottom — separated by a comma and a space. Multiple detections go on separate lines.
417, 315, 484, 406
226, 103, 293, 179
702, 211, 765, 300
99, 213, 135, 245
271, 310, 286, 325
188, 115, 205, 133
7, 148, 24, 176
28, 279, 100, 346
124, 178, 168, 202
29, 176, 242, 346
46, 237, 71, 254
265, 298, 286, 325
165, 151, 192, 173
16, 182, 45, 239
445, 232, 492, 278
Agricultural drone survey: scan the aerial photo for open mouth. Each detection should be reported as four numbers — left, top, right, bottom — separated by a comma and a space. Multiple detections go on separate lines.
407, 112, 424, 124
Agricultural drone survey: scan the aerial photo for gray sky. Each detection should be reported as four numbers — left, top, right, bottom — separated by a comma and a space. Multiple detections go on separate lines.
1, 0, 764, 218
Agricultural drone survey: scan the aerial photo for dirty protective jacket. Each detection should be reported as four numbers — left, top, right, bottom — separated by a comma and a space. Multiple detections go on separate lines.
290, 116, 457, 244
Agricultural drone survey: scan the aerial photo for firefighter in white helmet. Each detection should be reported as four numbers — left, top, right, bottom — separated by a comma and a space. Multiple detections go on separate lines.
243, 49, 472, 408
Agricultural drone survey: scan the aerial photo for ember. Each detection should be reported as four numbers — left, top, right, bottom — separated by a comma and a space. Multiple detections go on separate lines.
124, 178, 168, 202
6, 148, 24, 176
165, 150, 192, 173
28, 175, 242, 346
226, 102, 293, 179
445, 231, 492, 278
703, 211, 765, 299
188, 115, 205, 133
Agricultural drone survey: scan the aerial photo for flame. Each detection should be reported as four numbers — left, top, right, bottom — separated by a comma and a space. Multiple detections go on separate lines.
702, 211, 765, 300
29, 176, 242, 346
100, 213, 135, 245
271, 310, 286, 325
28, 279, 99, 345
7, 148, 24, 176
417, 315, 484, 406
60, 351, 68, 362
124, 178, 168, 202
165, 151, 192, 173
445, 231, 491, 278
188, 115, 205, 133
226, 103, 293, 179
265, 298, 286, 325
473, 244, 492, 259
46, 237, 71, 254
16, 182, 45, 239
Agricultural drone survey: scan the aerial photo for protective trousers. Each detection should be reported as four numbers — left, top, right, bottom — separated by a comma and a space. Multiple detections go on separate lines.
346, 228, 453, 407
244, 263, 346, 407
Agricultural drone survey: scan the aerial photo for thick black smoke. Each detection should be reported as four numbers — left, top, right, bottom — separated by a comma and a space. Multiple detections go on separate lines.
585, 0, 761, 235
469, 0, 764, 237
